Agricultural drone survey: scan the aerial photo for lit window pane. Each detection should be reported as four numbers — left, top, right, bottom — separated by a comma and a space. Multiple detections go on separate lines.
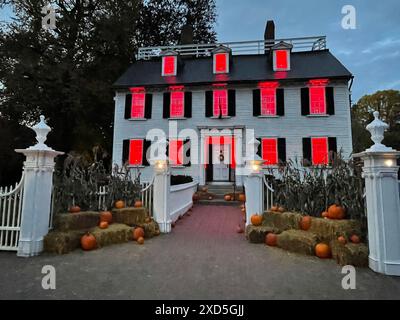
262, 138, 278, 165
261, 88, 276, 115
129, 139, 143, 166
213, 90, 228, 116
131, 93, 145, 118
170, 91, 184, 117
310, 87, 326, 114
312, 137, 328, 165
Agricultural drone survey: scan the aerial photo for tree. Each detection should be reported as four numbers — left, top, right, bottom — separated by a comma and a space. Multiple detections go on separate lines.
351, 90, 400, 153
0, 0, 217, 185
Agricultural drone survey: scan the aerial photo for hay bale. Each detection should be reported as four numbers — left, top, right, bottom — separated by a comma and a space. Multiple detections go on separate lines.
331, 240, 369, 267
91, 223, 133, 248
262, 211, 303, 232
112, 207, 147, 226
245, 225, 279, 243
53, 211, 100, 231
136, 220, 160, 238
277, 229, 319, 255
308, 218, 361, 242
44, 229, 87, 254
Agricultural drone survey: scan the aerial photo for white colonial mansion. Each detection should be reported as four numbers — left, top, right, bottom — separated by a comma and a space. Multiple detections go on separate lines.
112, 21, 353, 186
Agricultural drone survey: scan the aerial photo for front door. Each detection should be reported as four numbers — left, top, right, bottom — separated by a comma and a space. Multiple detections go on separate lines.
212, 144, 229, 181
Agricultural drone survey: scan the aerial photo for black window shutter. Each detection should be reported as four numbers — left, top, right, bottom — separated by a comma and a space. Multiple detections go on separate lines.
124, 94, 132, 119
163, 92, 171, 118
184, 139, 191, 167
302, 138, 312, 166
166, 139, 170, 161
144, 93, 152, 119
205, 91, 213, 117
253, 89, 261, 116
228, 90, 236, 116
184, 92, 192, 118
301, 88, 310, 116
256, 138, 262, 158
326, 87, 335, 115
328, 137, 337, 164
122, 139, 130, 165
277, 138, 286, 163
142, 140, 151, 166
276, 88, 285, 116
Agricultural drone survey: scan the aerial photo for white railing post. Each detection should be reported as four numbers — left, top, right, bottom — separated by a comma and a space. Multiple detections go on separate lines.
242, 138, 264, 226
15, 115, 63, 257
150, 139, 171, 233
354, 111, 400, 276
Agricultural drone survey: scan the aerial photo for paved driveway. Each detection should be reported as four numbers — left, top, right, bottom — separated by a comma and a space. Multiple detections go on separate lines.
1, 205, 400, 299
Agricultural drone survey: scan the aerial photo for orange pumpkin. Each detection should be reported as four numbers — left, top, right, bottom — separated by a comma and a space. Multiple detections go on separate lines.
137, 237, 144, 245
133, 227, 145, 241
278, 206, 285, 213
327, 204, 345, 220
315, 243, 331, 259
224, 195, 231, 201
250, 214, 263, 226
265, 233, 278, 246
236, 225, 244, 233
100, 211, 112, 224
81, 233, 97, 251
99, 221, 109, 229
350, 234, 360, 244
270, 205, 279, 212
192, 193, 199, 201
238, 194, 246, 202
338, 236, 347, 245
69, 206, 81, 213
114, 200, 125, 209
134, 200, 143, 208
321, 211, 329, 218
300, 216, 312, 231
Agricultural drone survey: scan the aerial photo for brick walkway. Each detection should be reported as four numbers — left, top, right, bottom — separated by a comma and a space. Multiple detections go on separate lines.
0, 205, 400, 299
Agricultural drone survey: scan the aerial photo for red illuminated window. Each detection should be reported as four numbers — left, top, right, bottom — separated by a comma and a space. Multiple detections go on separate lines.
169, 139, 184, 166
162, 56, 176, 76
309, 87, 326, 114
311, 137, 328, 165
130, 92, 145, 118
214, 53, 228, 73
129, 139, 143, 166
275, 50, 288, 70
262, 138, 278, 165
213, 90, 228, 117
261, 88, 276, 115
170, 91, 184, 118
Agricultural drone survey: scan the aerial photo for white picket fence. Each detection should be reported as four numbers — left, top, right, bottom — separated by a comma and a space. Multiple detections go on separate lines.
0, 173, 24, 251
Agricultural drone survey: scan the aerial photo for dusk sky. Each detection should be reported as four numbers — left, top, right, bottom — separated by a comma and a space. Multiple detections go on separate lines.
1, 0, 399, 101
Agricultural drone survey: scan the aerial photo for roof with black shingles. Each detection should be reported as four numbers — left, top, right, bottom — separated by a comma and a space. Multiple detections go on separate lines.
113, 49, 352, 88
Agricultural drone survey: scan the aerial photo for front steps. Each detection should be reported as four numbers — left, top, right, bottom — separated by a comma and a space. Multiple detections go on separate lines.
196, 184, 244, 206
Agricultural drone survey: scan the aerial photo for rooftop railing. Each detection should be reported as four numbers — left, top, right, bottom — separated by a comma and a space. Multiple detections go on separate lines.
136, 36, 326, 60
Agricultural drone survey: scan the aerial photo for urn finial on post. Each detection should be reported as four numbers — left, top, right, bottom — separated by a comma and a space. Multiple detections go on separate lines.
366, 111, 392, 152
30, 115, 52, 151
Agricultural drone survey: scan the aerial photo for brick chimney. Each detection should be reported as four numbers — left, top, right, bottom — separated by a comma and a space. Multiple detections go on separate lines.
264, 20, 275, 53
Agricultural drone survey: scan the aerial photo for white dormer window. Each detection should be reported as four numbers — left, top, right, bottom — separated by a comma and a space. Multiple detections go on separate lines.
212, 45, 231, 74
271, 41, 292, 71
161, 50, 178, 76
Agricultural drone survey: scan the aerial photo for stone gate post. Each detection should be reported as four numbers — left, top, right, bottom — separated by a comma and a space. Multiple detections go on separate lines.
354, 111, 400, 276
15, 116, 63, 257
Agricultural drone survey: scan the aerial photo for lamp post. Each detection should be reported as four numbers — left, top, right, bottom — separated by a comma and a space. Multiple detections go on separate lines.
243, 138, 264, 226
353, 111, 400, 276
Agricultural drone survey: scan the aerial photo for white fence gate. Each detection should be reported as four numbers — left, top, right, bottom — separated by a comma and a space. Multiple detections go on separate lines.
0, 173, 24, 251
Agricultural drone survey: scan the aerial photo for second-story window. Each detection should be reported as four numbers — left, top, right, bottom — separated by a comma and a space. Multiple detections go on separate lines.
261, 88, 276, 116
131, 89, 145, 118
301, 79, 335, 116
213, 89, 228, 117
309, 86, 326, 114
170, 90, 184, 118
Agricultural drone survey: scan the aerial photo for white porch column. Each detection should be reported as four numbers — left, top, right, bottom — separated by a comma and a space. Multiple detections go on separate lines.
151, 139, 171, 233
354, 111, 400, 276
234, 128, 243, 186
199, 130, 206, 186
242, 138, 264, 226
15, 116, 63, 257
